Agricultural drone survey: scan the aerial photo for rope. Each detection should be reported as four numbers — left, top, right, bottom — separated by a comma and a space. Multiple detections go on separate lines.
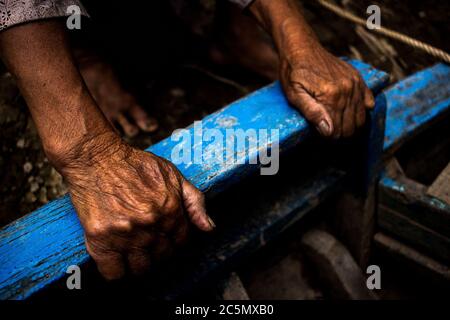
317, 0, 450, 64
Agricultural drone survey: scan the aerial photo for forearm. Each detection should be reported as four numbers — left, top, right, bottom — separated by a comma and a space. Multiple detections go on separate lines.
0, 20, 119, 171
248, 0, 320, 57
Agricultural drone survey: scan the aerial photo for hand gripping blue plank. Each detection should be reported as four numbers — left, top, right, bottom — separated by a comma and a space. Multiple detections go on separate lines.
0, 60, 388, 299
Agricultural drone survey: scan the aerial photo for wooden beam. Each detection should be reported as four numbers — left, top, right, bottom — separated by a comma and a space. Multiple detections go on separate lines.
374, 232, 450, 282
383, 63, 450, 155
301, 229, 377, 300
377, 63, 450, 265
428, 162, 450, 205
219, 272, 249, 300
378, 204, 450, 263
379, 173, 450, 239
379, 168, 450, 263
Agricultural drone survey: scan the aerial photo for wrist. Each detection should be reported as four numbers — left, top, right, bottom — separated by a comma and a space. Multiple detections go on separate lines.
45, 128, 123, 175
249, 0, 320, 59
40, 89, 124, 176
29, 81, 123, 174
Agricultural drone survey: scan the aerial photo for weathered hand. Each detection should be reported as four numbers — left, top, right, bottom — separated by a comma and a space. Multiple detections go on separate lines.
280, 44, 375, 138
60, 138, 214, 280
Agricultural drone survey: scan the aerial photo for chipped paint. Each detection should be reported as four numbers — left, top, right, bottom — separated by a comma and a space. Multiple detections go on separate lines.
383, 63, 450, 153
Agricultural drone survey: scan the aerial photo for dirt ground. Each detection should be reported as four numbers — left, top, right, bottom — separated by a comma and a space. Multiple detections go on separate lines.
0, 0, 448, 225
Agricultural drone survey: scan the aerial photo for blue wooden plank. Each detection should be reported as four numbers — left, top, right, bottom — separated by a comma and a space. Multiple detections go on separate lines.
383, 63, 450, 154
0, 60, 388, 300
380, 174, 450, 237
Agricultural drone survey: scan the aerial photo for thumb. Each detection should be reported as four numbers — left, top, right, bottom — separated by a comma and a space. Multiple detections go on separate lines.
291, 90, 334, 137
181, 179, 215, 232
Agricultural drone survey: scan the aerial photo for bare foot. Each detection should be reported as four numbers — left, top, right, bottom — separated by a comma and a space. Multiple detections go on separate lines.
76, 53, 158, 137
209, 3, 279, 81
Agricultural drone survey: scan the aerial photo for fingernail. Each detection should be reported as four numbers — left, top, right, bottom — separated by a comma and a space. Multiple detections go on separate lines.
317, 120, 332, 136
207, 216, 216, 229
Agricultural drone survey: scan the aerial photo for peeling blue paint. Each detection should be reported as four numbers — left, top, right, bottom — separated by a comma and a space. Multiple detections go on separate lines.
383, 63, 450, 153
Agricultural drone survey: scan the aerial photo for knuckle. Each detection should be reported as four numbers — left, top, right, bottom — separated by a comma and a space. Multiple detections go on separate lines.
86, 223, 109, 238
161, 217, 177, 232
165, 196, 181, 214
135, 211, 158, 226
340, 79, 353, 91
323, 83, 338, 96
154, 193, 179, 217
88, 247, 109, 261
290, 81, 305, 94
85, 239, 113, 261
112, 220, 133, 234
352, 73, 361, 83
366, 92, 375, 106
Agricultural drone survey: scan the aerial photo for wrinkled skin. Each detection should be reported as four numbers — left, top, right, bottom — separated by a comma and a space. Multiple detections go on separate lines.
279, 43, 375, 138
250, 0, 375, 138
62, 139, 214, 279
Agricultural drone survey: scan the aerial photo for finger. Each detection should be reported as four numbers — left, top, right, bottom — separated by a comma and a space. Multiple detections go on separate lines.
342, 104, 356, 138
342, 83, 358, 138
173, 217, 189, 246
127, 249, 152, 276
364, 86, 375, 110
356, 82, 367, 128
181, 180, 215, 231
151, 235, 174, 261
290, 90, 334, 137
158, 196, 184, 233
129, 104, 159, 133
330, 84, 349, 139
86, 241, 125, 281
356, 105, 366, 129
128, 229, 157, 247
330, 105, 343, 139
116, 113, 139, 137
